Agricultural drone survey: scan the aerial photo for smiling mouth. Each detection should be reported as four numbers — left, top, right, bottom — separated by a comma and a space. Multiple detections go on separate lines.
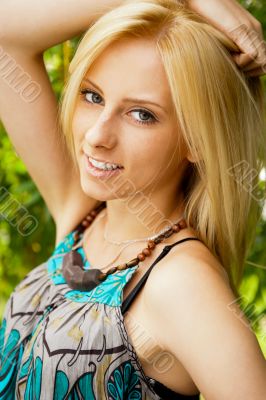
88, 155, 123, 169
88, 156, 123, 170
84, 154, 124, 178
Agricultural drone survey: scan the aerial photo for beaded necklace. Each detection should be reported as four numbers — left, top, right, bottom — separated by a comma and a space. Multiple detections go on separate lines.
62, 201, 187, 292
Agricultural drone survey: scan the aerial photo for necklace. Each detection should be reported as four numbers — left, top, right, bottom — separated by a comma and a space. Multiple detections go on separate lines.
103, 212, 181, 245
62, 201, 188, 292
79, 207, 185, 271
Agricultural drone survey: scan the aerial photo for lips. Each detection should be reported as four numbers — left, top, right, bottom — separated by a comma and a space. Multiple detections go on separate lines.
89, 157, 123, 170
84, 152, 123, 169
84, 154, 124, 178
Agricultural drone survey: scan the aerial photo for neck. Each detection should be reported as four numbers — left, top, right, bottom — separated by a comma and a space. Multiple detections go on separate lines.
103, 192, 185, 242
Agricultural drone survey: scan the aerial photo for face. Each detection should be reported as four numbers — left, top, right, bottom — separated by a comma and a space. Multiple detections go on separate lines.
72, 37, 189, 203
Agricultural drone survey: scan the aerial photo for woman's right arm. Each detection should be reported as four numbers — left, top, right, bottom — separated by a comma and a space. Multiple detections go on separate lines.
0, 0, 123, 244
0, 0, 123, 53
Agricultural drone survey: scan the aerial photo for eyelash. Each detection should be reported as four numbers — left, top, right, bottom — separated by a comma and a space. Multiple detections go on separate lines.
79, 88, 157, 126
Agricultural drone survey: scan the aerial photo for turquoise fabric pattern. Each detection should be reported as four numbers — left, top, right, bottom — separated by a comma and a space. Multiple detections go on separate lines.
0, 227, 161, 399
47, 230, 139, 306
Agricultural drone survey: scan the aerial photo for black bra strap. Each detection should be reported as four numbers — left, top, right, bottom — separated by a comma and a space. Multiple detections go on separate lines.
121, 237, 201, 315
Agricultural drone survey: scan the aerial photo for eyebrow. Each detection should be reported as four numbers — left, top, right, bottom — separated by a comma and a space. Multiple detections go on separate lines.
81, 78, 167, 112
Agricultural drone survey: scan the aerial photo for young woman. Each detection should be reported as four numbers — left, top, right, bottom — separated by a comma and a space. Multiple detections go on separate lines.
0, 0, 266, 399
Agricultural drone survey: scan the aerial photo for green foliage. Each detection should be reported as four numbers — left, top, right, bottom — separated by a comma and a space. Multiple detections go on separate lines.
240, 0, 266, 32
0, 121, 56, 318
240, 217, 266, 356
0, 3, 266, 363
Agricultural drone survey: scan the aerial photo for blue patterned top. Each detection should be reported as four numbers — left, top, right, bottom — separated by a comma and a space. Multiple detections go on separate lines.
47, 229, 139, 306
0, 227, 161, 400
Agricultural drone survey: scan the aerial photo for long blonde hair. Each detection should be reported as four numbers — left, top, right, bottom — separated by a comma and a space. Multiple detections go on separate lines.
59, 0, 266, 297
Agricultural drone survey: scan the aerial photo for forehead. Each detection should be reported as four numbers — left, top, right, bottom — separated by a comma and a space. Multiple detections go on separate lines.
83, 38, 172, 104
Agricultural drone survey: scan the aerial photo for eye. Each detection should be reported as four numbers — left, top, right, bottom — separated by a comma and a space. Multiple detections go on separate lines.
79, 88, 158, 126
80, 88, 102, 105
129, 109, 157, 125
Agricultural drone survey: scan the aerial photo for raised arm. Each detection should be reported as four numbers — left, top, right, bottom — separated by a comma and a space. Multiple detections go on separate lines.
0, 0, 123, 54
187, 0, 266, 76
0, 0, 123, 244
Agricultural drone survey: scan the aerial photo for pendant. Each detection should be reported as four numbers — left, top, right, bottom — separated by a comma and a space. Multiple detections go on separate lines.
62, 250, 106, 292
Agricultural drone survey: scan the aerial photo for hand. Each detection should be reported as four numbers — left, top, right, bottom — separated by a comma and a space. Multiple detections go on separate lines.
186, 0, 266, 77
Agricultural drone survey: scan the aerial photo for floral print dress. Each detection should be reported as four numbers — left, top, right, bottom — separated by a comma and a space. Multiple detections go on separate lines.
0, 225, 162, 400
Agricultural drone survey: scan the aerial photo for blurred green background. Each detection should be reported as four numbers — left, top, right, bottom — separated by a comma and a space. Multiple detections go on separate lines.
0, 3, 265, 396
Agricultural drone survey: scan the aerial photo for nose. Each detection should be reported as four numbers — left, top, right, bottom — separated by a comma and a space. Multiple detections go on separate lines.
84, 109, 118, 149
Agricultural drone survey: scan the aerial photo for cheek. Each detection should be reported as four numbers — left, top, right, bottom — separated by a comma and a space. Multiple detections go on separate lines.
127, 130, 172, 173
147, 129, 174, 162
147, 130, 184, 174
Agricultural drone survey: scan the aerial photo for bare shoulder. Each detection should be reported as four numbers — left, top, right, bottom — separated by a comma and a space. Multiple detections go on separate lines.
143, 239, 266, 399
143, 236, 233, 323
148, 232, 231, 287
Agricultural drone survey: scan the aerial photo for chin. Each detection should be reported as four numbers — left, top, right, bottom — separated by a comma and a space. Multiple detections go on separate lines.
79, 175, 118, 202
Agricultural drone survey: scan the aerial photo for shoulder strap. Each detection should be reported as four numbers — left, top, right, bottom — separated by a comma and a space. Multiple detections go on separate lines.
121, 237, 201, 315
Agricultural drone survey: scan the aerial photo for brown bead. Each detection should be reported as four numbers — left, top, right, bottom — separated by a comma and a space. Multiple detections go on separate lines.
126, 258, 139, 267
154, 237, 162, 244
164, 229, 173, 238
86, 215, 94, 222
142, 248, 151, 256
172, 224, 179, 232
90, 210, 97, 217
81, 220, 89, 227
117, 263, 127, 271
107, 266, 117, 275
147, 240, 156, 249
178, 219, 187, 229
98, 272, 107, 281
137, 253, 146, 261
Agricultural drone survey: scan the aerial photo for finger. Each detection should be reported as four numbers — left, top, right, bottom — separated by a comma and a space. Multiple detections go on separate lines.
242, 59, 263, 72
230, 35, 266, 70
241, 44, 266, 71
245, 65, 266, 77
228, 23, 262, 66
241, 50, 266, 71
231, 52, 257, 68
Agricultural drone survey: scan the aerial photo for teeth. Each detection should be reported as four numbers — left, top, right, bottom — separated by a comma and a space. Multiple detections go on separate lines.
89, 157, 120, 170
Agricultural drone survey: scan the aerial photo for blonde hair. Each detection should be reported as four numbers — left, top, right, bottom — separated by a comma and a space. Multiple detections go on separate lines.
59, 0, 266, 297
